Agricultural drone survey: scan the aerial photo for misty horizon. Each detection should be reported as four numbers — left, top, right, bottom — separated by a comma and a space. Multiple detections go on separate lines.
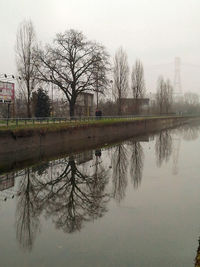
0, 0, 200, 94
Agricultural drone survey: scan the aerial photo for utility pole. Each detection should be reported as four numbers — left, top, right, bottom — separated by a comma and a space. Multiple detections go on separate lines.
96, 69, 99, 109
52, 83, 54, 116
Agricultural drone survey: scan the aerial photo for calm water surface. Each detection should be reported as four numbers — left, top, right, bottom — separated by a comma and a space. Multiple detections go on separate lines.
0, 123, 200, 267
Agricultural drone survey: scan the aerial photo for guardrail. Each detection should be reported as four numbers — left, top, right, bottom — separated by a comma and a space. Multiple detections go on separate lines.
0, 116, 134, 127
0, 114, 198, 127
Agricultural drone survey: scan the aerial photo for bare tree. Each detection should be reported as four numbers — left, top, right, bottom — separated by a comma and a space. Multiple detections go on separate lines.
16, 20, 37, 117
184, 92, 200, 113
35, 29, 109, 118
156, 76, 165, 114
156, 76, 173, 114
165, 79, 173, 113
131, 60, 145, 98
93, 58, 110, 109
112, 47, 129, 115
131, 60, 145, 114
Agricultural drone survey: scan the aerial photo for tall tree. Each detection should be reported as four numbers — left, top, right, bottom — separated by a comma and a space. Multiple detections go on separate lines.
34, 88, 51, 117
112, 47, 129, 115
131, 60, 145, 98
156, 76, 173, 114
35, 29, 109, 118
16, 20, 37, 117
131, 60, 145, 114
165, 79, 173, 113
184, 92, 200, 113
156, 76, 165, 114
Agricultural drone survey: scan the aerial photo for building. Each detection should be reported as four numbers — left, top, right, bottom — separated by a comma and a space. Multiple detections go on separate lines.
119, 98, 149, 115
53, 92, 94, 118
75, 92, 94, 117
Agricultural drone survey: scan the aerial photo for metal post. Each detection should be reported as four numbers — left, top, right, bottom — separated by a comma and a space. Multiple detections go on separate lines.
7, 103, 10, 119
51, 82, 54, 117
7, 103, 10, 126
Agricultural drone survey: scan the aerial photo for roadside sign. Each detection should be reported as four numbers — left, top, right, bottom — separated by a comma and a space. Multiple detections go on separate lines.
0, 81, 15, 103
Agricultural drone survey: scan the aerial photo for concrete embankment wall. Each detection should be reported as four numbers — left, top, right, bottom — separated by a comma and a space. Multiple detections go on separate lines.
0, 116, 198, 171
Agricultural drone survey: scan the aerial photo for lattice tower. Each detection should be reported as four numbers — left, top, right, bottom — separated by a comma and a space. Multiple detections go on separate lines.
174, 57, 182, 96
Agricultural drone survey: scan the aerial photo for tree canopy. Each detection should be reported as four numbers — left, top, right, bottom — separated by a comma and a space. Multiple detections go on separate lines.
35, 29, 110, 117
34, 88, 51, 117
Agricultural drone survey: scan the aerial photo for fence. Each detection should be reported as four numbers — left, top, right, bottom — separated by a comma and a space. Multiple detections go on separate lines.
0, 114, 197, 127
0, 116, 134, 127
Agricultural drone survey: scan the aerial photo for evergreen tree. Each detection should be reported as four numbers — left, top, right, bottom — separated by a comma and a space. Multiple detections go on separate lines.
34, 88, 51, 117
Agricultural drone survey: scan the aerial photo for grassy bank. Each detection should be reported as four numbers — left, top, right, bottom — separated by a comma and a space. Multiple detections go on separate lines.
0, 115, 193, 136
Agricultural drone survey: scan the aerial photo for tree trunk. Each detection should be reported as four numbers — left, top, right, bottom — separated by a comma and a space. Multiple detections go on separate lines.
118, 98, 122, 116
27, 88, 31, 118
27, 99, 31, 118
69, 101, 75, 119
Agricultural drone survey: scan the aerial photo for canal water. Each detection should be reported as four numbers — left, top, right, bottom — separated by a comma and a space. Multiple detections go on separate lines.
0, 122, 200, 267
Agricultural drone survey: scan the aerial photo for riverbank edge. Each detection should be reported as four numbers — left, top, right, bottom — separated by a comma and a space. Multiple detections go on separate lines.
0, 117, 200, 155
0, 116, 198, 151
0, 116, 199, 172
0, 117, 200, 174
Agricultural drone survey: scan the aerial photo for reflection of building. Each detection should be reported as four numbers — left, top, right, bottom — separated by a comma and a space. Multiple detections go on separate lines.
76, 150, 93, 165
119, 98, 149, 114
75, 92, 94, 117
0, 173, 14, 191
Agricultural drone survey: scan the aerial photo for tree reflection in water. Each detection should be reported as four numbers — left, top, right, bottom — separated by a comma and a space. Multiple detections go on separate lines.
112, 144, 128, 203
155, 130, 172, 167
13, 124, 200, 254
34, 155, 110, 233
129, 140, 144, 189
15, 154, 110, 250
16, 168, 41, 251
180, 123, 200, 141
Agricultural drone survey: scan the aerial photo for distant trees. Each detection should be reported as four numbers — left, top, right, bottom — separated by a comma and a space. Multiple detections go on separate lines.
165, 79, 173, 113
35, 29, 109, 118
112, 47, 129, 115
17, 19, 199, 118
156, 76, 173, 114
183, 92, 200, 113
16, 20, 38, 118
33, 88, 51, 117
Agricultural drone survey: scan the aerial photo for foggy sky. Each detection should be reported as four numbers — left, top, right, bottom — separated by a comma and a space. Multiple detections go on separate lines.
1, 0, 200, 94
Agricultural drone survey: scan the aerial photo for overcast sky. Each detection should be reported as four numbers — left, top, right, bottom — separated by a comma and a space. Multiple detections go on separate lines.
1, 0, 200, 93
